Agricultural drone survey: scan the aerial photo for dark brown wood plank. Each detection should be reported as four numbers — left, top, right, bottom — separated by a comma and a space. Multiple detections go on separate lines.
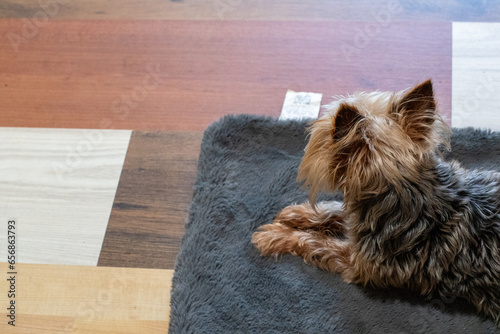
1, 0, 499, 21
98, 131, 203, 269
0, 20, 452, 131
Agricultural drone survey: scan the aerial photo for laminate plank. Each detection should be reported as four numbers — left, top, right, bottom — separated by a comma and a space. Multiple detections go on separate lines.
0, 20, 452, 131
98, 131, 203, 269
0, 0, 499, 21
0, 263, 172, 333
0, 127, 131, 266
452, 23, 500, 130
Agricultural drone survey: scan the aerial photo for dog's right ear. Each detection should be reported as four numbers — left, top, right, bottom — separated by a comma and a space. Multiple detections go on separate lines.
333, 103, 363, 142
394, 80, 437, 144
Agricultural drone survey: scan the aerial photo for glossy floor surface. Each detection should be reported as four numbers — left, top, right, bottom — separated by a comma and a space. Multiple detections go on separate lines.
0, 1, 499, 332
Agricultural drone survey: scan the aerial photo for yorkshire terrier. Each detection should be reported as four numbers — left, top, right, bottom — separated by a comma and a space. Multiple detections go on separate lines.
252, 80, 500, 325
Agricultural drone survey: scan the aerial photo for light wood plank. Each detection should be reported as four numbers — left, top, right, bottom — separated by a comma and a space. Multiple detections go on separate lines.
0, 263, 171, 333
0, 0, 499, 21
0, 128, 131, 266
452, 23, 500, 130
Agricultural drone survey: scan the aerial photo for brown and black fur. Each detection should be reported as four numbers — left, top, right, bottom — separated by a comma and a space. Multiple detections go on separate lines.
252, 80, 500, 325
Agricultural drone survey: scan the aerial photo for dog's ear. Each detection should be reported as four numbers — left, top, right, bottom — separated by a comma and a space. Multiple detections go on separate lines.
394, 80, 437, 143
333, 103, 363, 142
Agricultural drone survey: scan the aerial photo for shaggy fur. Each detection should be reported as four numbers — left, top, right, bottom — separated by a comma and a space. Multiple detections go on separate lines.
169, 114, 499, 333
252, 80, 500, 326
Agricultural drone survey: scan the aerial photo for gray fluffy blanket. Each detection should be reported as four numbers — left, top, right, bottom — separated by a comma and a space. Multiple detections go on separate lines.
169, 115, 500, 333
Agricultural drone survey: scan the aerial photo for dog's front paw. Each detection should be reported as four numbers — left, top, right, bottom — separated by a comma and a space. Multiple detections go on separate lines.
273, 202, 345, 235
251, 223, 296, 257
272, 204, 312, 227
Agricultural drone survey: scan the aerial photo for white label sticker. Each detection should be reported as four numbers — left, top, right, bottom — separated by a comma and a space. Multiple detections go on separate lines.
279, 90, 323, 121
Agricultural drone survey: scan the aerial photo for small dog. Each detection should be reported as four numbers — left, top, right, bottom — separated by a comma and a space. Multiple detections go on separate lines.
252, 80, 500, 325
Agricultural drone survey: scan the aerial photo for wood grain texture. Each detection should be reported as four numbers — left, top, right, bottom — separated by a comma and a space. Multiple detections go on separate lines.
98, 131, 203, 269
452, 23, 500, 130
0, 0, 499, 21
0, 263, 172, 333
0, 128, 131, 266
0, 20, 452, 131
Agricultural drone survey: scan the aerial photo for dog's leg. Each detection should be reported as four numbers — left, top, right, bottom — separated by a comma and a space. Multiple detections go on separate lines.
252, 223, 351, 273
272, 201, 347, 236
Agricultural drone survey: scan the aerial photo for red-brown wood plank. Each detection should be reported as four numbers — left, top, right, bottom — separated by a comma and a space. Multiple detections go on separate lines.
0, 20, 451, 131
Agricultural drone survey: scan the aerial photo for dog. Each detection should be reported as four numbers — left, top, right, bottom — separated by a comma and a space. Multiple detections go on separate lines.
252, 80, 500, 326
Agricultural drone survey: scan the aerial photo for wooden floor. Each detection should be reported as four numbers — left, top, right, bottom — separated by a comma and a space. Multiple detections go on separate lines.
0, 264, 171, 333
0, 1, 499, 332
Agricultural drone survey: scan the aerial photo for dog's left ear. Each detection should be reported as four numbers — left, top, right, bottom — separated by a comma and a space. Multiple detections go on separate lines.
394, 79, 437, 143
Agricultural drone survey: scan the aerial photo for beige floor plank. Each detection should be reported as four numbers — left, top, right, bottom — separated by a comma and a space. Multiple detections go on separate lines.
452, 23, 500, 130
0, 128, 131, 266
0, 263, 171, 333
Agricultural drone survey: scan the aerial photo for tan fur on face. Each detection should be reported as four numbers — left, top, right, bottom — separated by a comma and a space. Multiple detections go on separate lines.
298, 82, 450, 206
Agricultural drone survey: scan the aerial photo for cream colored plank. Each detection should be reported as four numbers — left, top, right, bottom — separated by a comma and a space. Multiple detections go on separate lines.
452, 23, 500, 130
0, 128, 131, 266
0, 263, 171, 333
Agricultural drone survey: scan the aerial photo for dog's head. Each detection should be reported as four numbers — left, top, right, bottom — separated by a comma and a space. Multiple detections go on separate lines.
298, 80, 450, 204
